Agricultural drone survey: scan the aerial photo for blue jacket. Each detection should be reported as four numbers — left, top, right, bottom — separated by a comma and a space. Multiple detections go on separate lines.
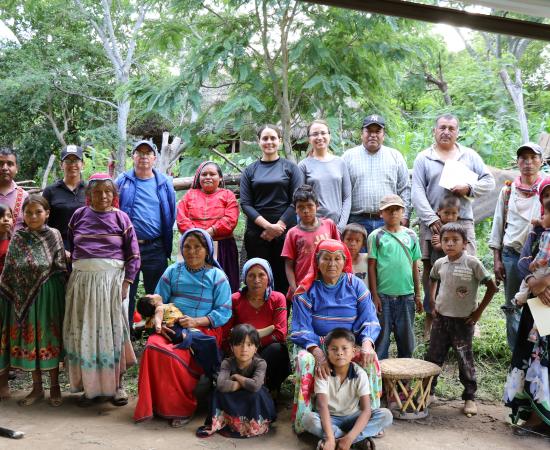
116, 168, 176, 258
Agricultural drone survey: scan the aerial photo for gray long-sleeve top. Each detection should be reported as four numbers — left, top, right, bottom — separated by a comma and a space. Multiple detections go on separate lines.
216, 356, 267, 393
412, 144, 495, 235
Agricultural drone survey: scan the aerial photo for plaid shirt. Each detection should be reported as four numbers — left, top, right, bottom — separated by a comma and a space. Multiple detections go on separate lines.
342, 144, 411, 217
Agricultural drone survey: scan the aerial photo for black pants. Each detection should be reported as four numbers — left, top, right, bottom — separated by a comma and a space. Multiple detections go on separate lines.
260, 343, 291, 392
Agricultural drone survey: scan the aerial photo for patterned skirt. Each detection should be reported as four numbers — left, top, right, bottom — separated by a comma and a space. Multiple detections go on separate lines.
0, 275, 65, 373
291, 348, 382, 434
63, 258, 136, 398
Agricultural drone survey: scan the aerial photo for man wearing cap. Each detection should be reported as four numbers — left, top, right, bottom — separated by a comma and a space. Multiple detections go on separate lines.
412, 113, 495, 334
43, 145, 86, 249
0, 147, 28, 230
342, 114, 411, 235
116, 140, 176, 331
489, 142, 544, 349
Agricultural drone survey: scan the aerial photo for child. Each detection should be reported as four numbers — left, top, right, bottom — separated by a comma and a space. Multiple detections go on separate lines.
137, 294, 184, 335
425, 194, 461, 338
196, 324, 276, 438
302, 328, 392, 450
0, 204, 13, 401
368, 194, 422, 360
282, 184, 339, 299
512, 199, 550, 342
0, 195, 67, 407
426, 223, 497, 416
342, 223, 369, 288
0, 204, 13, 272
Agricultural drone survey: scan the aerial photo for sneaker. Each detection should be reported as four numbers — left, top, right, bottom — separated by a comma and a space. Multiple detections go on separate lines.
463, 400, 477, 416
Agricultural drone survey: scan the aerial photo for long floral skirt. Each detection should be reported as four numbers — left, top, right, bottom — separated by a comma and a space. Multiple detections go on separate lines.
0, 275, 65, 373
63, 258, 136, 398
292, 348, 382, 434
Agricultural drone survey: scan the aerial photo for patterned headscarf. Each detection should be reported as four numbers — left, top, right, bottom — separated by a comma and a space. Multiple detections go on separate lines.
539, 177, 550, 216
240, 257, 274, 301
294, 239, 353, 295
86, 172, 119, 208
179, 227, 222, 270
191, 161, 225, 190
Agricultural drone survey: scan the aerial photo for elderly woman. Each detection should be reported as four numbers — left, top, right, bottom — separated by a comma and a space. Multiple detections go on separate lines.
240, 124, 304, 294
176, 161, 239, 292
63, 173, 140, 406
298, 120, 351, 233
290, 239, 382, 434
133, 228, 232, 428
504, 178, 550, 436
226, 258, 290, 396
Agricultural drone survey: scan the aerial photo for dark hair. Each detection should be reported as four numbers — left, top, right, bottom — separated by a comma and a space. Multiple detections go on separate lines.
325, 327, 356, 347
183, 230, 209, 250
22, 194, 50, 212
434, 113, 459, 129
0, 203, 13, 219
544, 199, 550, 214
229, 323, 260, 348
307, 119, 330, 137
257, 124, 282, 139
342, 223, 368, 245
85, 179, 119, 199
0, 147, 17, 162
440, 222, 467, 243
293, 184, 318, 205
136, 296, 156, 318
200, 162, 223, 178
438, 194, 461, 211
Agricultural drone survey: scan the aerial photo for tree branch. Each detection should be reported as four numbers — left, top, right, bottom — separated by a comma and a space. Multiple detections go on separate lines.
53, 82, 117, 109
124, 3, 149, 73
209, 147, 243, 173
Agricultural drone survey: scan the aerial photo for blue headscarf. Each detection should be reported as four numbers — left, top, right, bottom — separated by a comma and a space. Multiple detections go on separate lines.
180, 228, 222, 270
240, 257, 274, 301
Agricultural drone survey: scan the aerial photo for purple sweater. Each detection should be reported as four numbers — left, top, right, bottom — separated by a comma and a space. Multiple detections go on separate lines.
68, 207, 140, 282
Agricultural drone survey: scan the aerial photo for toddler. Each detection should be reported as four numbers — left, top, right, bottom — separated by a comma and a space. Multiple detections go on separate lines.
342, 223, 369, 288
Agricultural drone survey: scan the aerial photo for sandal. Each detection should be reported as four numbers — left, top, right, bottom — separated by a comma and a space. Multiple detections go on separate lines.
316, 439, 325, 450
17, 382, 44, 407
77, 393, 94, 407
354, 437, 376, 450
195, 425, 213, 438
170, 417, 191, 428
110, 387, 128, 407
48, 384, 63, 407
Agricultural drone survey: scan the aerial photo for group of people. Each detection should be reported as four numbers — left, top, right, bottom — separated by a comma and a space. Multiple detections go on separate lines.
0, 111, 548, 447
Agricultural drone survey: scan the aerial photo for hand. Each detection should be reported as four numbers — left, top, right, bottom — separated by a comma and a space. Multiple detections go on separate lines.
415, 296, 423, 313
451, 184, 471, 197
230, 374, 245, 387
493, 259, 505, 285
260, 230, 274, 241
372, 295, 382, 314
531, 218, 542, 227
431, 234, 440, 247
323, 437, 337, 450
466, 308, 482, 325
312, 348, 331, 380
430, 301, 438, 317
121, 281, 130, 301
529, 258, 547, 273
160, 324, 175, 340
267, 223, 285, 238
539, 286, 550, 306
401, 218, 410, 228
206, 227, 215, 237
65, 250, 71, 261
336, 435, 353, 450
178, 315, 198, 328
429, 220, 442, 235
360, 340, 376, 366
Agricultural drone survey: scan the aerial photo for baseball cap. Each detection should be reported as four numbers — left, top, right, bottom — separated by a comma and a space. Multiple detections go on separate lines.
516, 142, 543, 157
379, 194, 405, 211
362, 114, 385, 129
61, 145, 84, 161
132, 140, 158, 156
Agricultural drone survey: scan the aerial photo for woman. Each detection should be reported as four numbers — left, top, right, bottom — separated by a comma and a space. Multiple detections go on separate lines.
176, 161, 239, 292
290, 239, 381, 434
42, 145, 86, 250
298, 120, 351, 233
63, 173, 139, 406
504, 178, 550, 436
240, 125, 304, 294
226, 258, 290, 397
133, 228, 232, 427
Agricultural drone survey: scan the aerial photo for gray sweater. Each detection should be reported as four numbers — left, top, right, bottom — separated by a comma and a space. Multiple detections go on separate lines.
216, 356, 266, 393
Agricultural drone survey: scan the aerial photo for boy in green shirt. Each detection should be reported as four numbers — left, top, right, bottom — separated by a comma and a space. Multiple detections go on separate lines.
368, 194, 422, 360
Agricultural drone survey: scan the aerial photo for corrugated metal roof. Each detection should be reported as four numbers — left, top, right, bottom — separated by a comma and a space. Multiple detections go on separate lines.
462, 1, 550, 19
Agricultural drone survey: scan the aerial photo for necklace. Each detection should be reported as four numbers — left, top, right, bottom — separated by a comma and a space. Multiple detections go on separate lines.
184, 263, 206, 273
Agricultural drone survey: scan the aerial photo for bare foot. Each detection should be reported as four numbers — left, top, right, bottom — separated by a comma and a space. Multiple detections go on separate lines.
49, 384, 62, 407
0, 388, 10, 400
18, 386, 45, 406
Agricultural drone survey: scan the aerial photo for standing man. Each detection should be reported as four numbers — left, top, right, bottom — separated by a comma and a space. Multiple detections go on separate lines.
412, 114, 495, 334
489, 143, 543, 349
0, 147, 28, 229
342, 114, 411, 235
116, 140, 176, 331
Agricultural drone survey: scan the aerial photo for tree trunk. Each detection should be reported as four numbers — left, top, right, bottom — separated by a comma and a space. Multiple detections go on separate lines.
499, 67, 529, 143
116, 98, 130, 175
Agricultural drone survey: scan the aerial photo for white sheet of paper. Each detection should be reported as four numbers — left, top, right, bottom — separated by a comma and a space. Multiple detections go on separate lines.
528, 297, 550, 336
438, 160, 479, 191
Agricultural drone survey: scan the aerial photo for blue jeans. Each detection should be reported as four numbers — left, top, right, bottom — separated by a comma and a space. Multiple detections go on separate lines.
375, 293, 416, 360
129, 239, 168, 327
302, 408, 392, 443
501, 246, 522, 349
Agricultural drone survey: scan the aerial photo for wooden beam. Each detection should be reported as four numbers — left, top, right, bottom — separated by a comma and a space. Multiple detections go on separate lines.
300, 0, 550, 41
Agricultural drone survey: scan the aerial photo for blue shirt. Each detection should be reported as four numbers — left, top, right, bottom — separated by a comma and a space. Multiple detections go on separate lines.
131, 176, 162, 239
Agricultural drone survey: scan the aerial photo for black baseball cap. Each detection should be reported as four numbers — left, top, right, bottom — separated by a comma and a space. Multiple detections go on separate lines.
61, 145, 84, 161
362, 114, 385, 129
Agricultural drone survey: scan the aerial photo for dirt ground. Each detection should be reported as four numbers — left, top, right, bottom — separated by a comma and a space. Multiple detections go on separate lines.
0, 391, 546, 450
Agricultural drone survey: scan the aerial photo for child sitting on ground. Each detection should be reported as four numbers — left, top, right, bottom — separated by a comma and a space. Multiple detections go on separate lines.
342, 223, 369, 288
368, 194, 422, 360
302, 328, 392, 450
282, 184, 339, 300
512, 199, 550, 342
426, 223, 498, 417
196, 324, 276, 439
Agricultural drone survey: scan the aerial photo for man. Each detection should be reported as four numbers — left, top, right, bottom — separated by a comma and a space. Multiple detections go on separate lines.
342, 114, 411, 235
116, 140, 176, 331
0, 147, 28, 229
489, 142, 543, 349
412, 114, 495, 335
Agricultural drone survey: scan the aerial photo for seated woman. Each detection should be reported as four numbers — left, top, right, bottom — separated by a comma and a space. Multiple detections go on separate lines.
133, 228, 232, 428
290, 239, 382, 434
226, 258, 290, 398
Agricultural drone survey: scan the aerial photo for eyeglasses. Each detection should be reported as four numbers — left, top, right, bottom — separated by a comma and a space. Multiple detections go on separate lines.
63, 158, 81, 164
309, 131, 330, 137
134, 151, 154, 158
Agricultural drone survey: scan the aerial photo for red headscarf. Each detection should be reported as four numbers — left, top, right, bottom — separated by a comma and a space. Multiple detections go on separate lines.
86, 172, 120, 208
539, 177, 550, 216
191, 161, 225, 190
294, 239, 353, 295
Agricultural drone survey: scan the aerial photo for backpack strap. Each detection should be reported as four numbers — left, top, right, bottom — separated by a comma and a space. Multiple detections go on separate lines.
375, 228, 413, 265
